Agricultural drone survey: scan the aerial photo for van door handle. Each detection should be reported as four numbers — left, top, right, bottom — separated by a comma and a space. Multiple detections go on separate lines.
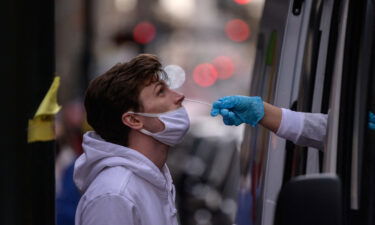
293, 0, 305, 15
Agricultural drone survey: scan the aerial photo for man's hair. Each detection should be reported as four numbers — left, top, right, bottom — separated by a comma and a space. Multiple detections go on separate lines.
84, 54, 166, 146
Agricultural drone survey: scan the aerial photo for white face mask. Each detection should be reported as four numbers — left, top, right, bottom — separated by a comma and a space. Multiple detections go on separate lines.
128, 107, 190, 146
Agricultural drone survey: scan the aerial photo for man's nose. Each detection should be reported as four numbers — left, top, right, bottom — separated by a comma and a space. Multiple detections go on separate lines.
173, 90, 185, 105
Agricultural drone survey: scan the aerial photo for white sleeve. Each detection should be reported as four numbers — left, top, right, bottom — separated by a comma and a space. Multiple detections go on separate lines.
276, 108, 328, 150
80, 195, 139, 225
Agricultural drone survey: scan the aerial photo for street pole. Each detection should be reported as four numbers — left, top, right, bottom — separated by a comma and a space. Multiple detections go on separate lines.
0, 0, 55, 224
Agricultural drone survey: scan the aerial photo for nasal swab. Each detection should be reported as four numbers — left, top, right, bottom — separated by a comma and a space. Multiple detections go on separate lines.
184, 98, 212, 106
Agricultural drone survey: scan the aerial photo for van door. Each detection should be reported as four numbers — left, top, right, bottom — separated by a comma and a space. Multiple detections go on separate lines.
237, 1, 323, 225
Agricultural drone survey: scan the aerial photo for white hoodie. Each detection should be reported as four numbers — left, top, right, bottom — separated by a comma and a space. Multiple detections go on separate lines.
74, 131, 178, 225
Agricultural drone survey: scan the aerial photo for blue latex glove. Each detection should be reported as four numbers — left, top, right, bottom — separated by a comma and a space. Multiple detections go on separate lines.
211, 96, 265, 126
369, 111, 375, 130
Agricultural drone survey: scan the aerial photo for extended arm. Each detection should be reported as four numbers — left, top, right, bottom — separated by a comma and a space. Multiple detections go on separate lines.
259, 102, 282, 133
211, 95, 375, 148
210, 96, 282, 132
211, 96, 326, 149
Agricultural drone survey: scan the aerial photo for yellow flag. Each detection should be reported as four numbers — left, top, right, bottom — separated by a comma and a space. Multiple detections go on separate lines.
34, 76, 61, 117
28, 76, 61, 143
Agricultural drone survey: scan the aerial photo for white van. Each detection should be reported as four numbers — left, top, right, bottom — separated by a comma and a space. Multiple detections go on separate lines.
237, 0, 375, 225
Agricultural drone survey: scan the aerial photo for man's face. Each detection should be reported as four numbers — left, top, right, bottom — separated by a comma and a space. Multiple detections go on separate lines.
137, 80, 184, 132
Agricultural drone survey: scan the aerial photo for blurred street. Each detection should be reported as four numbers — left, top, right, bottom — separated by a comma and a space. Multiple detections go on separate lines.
1, 0, 264, 225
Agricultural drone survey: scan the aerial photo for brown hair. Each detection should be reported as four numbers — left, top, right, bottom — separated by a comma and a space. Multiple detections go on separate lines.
84, 54, 166, 146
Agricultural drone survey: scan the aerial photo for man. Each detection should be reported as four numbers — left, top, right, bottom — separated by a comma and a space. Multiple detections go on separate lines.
74, 54, 189, 225
211, 96, 375, 149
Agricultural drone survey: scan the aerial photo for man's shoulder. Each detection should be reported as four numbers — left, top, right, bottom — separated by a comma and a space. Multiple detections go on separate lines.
83, 166, 135, 201
80, 165, 162, 208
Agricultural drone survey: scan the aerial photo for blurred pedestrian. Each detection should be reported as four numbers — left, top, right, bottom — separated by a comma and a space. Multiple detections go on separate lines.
56, 101, 85, 225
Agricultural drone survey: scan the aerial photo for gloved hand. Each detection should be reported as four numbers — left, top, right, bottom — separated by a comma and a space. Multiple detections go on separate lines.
210, 96, 265, 126
369, 111, 375, 130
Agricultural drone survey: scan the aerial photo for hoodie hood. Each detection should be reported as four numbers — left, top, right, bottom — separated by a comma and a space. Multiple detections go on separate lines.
74, 131, 172, 193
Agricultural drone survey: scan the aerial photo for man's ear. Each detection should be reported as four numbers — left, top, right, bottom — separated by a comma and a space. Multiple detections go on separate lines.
122, 113, 143, 130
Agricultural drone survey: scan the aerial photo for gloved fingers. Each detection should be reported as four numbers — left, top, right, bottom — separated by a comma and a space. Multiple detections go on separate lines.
220, 110, 243, 126
229, 111, 243, 126
220, 108, 230, 117
222, 95, 259, 112
211, 98, 230, 116
210, 108, 220, 117
368, 111, 375, 131
212, 96, 237, 110
219, 109, 234, 125
212, 95, 265, 126
223, 115, 234, 126
369, 111, 375, 122
369, 122, 375, 130
212, 100, 223, 109
218, 96, 237, 109
213, 108, 232, 124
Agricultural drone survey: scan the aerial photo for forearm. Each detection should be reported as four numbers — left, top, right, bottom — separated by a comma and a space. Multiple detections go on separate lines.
274, 108, 327, 149
259, 102, 282, 133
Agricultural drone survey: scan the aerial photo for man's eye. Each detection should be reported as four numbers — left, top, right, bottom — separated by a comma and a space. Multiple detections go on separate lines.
158, 88, 165, 95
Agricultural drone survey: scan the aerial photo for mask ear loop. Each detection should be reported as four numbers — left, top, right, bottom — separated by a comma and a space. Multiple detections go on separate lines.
126, 111, 166, 134
127, 107, 184, 118
126, 111, 162, 117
